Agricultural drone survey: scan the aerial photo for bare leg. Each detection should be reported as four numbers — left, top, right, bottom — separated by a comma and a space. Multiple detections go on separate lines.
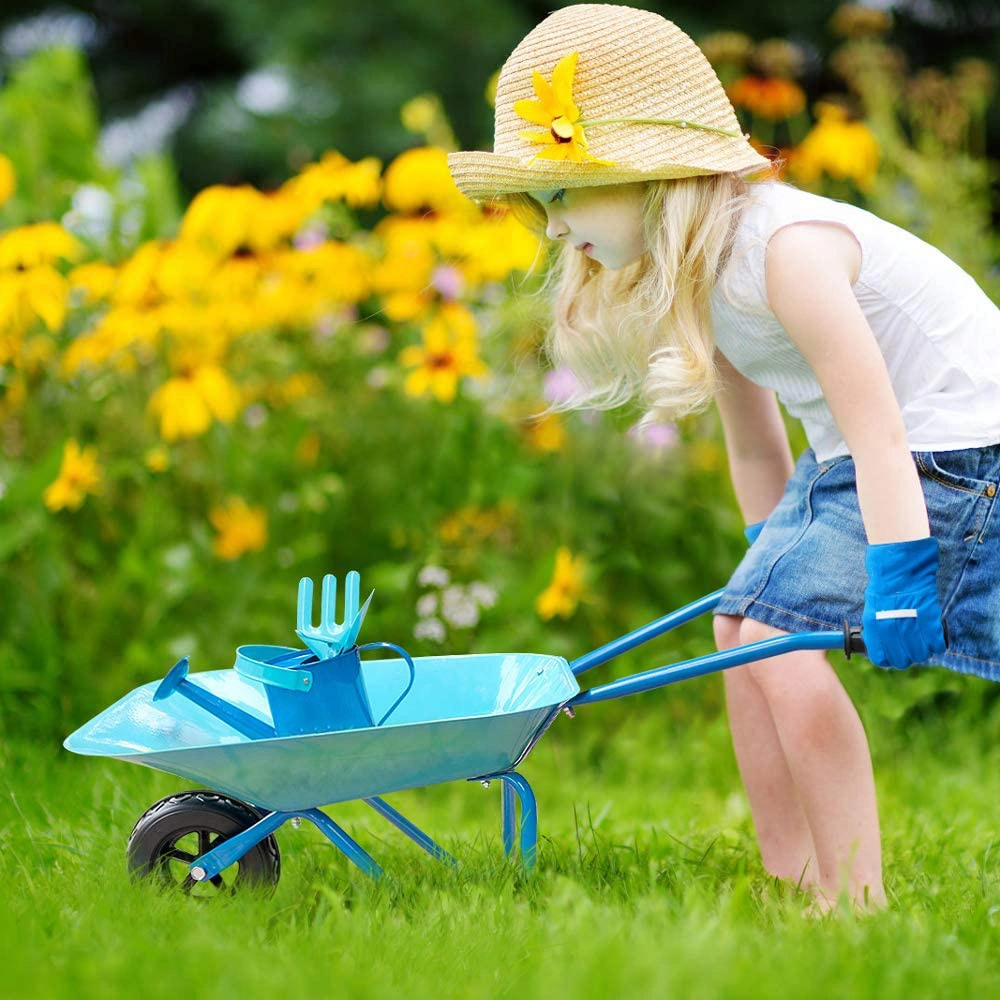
714, 614, 821, 890
740, 616, 888, 911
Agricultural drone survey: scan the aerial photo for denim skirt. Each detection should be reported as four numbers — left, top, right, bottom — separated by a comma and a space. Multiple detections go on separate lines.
713, 443, 1000, 682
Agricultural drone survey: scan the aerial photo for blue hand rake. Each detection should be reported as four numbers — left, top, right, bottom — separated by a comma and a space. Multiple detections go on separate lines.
296, 570, 375, 660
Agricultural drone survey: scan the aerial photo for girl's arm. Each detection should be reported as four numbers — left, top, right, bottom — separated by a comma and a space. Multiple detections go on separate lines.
713, 348, 795, 525
763, 221, 931, 545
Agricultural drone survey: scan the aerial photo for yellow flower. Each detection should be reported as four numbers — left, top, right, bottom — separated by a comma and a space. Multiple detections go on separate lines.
209, 496, 267, 560
0, 154, 15, 206
43, 439, 102, 512
0, 372, 26, 422
524, 411, 566, 452
0, 266, 69, 339
535, 547, 587, 620
180, 185, 305, 256
401, 94, 438, 133
399, 304, 488, 403
295, 431, 321, 466
514, 51, 615, 165
144, 446, 170, 473
0, 223, 81, 270
485, 68, 500, 108
68, 262, 118, 304
283, 151, 382, 213
789, 102, 879, 192
382, 147, 471, 215
147, 364, 242, 441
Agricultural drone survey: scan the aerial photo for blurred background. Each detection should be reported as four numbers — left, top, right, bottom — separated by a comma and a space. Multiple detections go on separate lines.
2, 0, 999, 743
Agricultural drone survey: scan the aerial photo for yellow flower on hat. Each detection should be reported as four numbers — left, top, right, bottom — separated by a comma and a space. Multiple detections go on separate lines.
514, 51, 615, 165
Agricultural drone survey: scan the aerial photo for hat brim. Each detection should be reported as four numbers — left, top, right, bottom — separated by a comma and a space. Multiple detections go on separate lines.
447, 146, 772, 203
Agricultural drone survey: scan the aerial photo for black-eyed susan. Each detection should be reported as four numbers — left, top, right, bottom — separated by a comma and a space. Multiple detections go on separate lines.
535, 546, 587, 620
0, 154, 15, 206
283, 151, 382, 214
0, 265, 69, 341
398, 303, 488, 403
0, 222, 81, 270
180, 184, 305, 257
514, 51, 615, 165
43, 439, 102, 512
788, 102, 879, 192
209, 496, 267, 560
68, 262, 118, 305
147, 364, 242, 441
523, 411, 566, 452
382, 147, 471, 215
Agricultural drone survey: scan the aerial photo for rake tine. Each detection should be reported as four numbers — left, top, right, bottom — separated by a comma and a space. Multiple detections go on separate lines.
345, 570, 360, 627
321, 573, 339, 630
297, 577, 314, 633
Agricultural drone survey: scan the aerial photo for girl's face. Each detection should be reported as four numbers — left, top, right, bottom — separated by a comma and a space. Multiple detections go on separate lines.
527, 181, 648, 269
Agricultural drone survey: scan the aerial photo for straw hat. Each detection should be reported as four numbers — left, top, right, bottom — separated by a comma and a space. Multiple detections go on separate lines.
447, 4, 770, 203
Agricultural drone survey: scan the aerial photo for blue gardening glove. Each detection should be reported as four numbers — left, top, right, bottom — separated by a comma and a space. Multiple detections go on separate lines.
744, 519, 767, 545
862, 536, 947, 670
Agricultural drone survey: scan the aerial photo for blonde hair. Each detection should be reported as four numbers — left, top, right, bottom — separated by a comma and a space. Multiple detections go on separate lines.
501, 168, 775, 427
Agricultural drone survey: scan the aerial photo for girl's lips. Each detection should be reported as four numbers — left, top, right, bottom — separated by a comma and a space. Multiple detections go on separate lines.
578, 242, 593, 255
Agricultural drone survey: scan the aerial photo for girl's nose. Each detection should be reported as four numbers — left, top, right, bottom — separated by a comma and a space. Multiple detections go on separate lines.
546, 219, 568, 242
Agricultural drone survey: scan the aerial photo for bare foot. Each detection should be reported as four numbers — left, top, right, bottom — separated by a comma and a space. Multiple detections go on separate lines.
802, 885, 888, 919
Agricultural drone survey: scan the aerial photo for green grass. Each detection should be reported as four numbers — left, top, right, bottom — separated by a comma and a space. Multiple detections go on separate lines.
4, 686, 999, 999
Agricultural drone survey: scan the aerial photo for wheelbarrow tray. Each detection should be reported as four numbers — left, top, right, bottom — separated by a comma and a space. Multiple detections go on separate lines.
64, 652, 578, 812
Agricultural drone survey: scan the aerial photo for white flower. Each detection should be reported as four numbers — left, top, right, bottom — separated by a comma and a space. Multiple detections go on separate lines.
441, 586, 480, 629
468, 582, 498, 609
417, 565, 450, 587
416, 593, 438, 617
236, 66, 295, 116
414, 617, 446, 643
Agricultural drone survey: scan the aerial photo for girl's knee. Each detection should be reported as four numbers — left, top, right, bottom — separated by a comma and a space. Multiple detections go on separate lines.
739, 616, 787, 646
713, 612, 744, 650
739, 617, 834, 698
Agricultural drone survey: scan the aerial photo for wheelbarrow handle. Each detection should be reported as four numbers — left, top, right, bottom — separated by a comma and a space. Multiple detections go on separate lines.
568, 591, 879, 708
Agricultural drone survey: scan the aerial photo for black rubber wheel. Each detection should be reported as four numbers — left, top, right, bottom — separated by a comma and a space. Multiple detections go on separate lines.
127, 790, 281, 897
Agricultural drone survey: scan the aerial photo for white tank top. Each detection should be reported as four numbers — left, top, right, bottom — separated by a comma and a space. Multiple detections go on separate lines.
710, 180, 1000, 462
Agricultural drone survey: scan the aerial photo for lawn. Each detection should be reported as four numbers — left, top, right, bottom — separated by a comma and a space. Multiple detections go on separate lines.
5, 669, 998, 999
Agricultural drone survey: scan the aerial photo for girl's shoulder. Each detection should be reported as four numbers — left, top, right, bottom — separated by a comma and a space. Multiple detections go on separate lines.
718, 180, 886, 313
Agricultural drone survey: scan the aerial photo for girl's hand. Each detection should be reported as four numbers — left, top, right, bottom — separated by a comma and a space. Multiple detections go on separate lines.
862, 536, 948, 669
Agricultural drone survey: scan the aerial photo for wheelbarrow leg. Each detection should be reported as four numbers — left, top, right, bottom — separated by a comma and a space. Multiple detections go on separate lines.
496, 772, 537, 873
188, 807, 384, 883
300, 808, 383, 880
364, 797, 458, 867
189, 809, 290, 882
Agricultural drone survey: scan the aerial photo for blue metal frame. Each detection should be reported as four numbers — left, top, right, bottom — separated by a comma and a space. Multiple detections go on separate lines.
186, 774, 536, 884
569, 588, 851, 706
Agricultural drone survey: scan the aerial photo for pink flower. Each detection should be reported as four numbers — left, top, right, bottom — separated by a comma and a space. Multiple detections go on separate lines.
543, 366, 583, 404
293, 223, 329, 250
431, 264, 465, 301
626, 421, 680, 452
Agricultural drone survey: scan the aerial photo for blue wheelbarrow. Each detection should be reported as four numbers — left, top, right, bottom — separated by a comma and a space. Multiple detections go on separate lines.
64, 570, 868, 895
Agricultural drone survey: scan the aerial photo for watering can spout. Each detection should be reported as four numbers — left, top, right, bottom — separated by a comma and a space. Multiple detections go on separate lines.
153, 656, 277, 740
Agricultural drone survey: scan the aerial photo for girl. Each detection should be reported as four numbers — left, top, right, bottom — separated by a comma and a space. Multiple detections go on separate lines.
447, 4, 1000, 914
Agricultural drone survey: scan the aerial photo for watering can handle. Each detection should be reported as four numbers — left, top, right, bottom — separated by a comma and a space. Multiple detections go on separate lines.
356, 641, 416, 726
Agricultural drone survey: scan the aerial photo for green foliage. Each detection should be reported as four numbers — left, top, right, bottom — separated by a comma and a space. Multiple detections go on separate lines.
0, 46, 107, 223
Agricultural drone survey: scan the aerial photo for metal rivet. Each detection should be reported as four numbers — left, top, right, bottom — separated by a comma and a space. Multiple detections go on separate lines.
986, 484, 997, 497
